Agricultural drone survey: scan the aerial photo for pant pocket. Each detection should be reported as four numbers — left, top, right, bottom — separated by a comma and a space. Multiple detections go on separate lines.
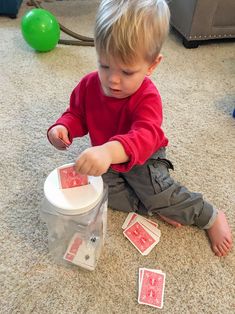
148, 158, 174, 194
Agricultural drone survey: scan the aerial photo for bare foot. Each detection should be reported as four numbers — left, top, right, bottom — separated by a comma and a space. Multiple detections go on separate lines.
158, 214, 182, 228
206, 210, 232, 257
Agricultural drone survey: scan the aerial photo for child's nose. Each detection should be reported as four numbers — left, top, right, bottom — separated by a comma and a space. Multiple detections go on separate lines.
108, 72, 120, 84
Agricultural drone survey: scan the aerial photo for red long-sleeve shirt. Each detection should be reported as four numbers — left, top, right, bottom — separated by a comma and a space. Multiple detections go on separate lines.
48, 71, 168, 172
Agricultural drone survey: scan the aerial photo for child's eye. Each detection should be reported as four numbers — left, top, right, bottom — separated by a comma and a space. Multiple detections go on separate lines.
100, 64, 109, 69
122, 71, 134, 76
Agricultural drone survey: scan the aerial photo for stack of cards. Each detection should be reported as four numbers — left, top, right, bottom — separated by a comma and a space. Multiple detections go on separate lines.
63, 233, 99, 271
138, 268, 166, 309
57, 164, 89, 189
122, 212, 161, 255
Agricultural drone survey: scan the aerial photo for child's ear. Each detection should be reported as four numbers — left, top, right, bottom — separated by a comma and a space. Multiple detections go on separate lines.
146, 54, 163, 76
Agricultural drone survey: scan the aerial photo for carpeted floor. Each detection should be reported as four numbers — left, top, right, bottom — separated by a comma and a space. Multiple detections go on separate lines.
0, 1, 234, 313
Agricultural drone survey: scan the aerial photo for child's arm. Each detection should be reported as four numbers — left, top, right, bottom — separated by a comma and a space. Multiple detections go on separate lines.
47, 77, 89, 149
75, 141, 129, 176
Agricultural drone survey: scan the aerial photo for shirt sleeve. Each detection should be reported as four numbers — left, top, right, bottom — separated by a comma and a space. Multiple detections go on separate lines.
47, 78, 88, 143
110, 92, 167, 172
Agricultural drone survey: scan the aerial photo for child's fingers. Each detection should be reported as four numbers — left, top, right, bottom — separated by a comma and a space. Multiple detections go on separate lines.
58, 129, 71, 146
54, 138, 68, 150
48, 127, 70, 150
49, 134, 67, 150
75, 158, 92, 175
58, 136, 70, 147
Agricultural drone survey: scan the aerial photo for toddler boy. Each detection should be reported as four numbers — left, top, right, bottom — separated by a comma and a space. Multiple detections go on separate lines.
48, 0, 232, 256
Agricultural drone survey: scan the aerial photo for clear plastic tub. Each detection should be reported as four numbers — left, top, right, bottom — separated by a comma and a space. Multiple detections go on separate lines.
40, 164, 108, 271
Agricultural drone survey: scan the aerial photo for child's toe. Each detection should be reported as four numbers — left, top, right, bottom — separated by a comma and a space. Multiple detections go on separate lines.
213, 245, 222, 256
219, 243, 228, 256
224, 240, 231, 250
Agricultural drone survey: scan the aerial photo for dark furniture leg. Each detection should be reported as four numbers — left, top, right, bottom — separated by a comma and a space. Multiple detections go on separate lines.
183, 37, 200, 49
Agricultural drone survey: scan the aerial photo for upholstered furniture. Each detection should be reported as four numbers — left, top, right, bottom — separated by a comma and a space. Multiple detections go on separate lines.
168, 0, 235, 48
0, 0, 23, 18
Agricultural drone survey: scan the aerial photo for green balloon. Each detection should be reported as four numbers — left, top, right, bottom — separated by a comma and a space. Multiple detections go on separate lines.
21, 8, 60, 52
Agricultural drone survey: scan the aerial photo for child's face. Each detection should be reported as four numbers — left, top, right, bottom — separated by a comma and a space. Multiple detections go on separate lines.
97, 54, 161, 99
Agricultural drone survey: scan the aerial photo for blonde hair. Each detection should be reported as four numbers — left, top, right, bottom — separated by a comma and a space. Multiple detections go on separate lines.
94, 0, 170, 65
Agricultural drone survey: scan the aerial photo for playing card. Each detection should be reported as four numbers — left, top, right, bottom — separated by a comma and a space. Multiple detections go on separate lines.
122, 212, 158, 230
138, 268, 163, 291
139, 268, 144, 289
142, 217, 159, 228
122, 212, 138, 229
138, 268, 166, 309
64, 233, 98, 270
128, 215, 161, 238
123, 221, 160, 255
59, 137, 70, 148
64, 234, 83, 262
58, 164, 89, 189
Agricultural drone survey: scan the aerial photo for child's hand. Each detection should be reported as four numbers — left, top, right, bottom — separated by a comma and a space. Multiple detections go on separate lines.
48, 125, 71, 150
75, 145, 112, 176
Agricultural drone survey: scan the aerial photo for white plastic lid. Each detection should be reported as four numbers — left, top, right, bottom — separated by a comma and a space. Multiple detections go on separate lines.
44, 163, 104, 215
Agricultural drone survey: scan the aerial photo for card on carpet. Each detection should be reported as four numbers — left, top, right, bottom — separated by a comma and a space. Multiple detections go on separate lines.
122, 212, 158, 230
138, 267, 166, 309
122, 212, 161, 255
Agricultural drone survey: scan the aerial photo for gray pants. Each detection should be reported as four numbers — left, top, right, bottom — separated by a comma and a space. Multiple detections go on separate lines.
102, 148, 217, 229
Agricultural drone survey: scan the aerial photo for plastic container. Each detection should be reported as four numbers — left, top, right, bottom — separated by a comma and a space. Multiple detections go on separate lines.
40, 163, 108, 271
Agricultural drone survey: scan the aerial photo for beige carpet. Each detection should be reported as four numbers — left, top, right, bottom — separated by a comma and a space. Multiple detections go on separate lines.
0, 1, 235, 313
